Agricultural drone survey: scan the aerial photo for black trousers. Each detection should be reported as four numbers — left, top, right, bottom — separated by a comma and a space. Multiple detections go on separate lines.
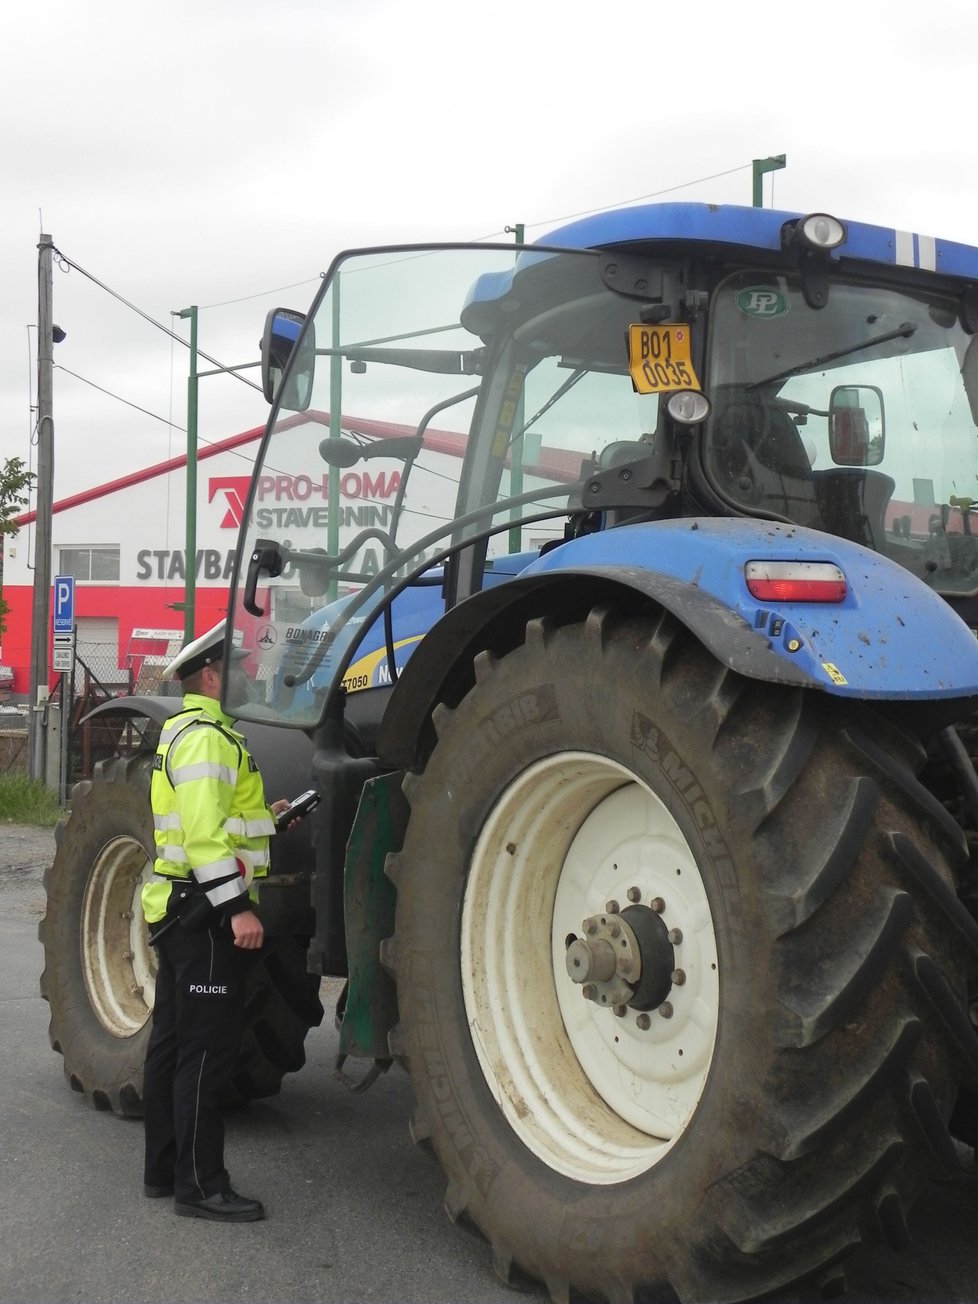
143, 917, 255, 1201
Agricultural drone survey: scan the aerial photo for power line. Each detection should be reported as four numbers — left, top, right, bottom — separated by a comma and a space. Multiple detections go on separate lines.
197, 275, 323, 311
44, 158, 758, 442
52, 362, 261, 467
54, 364, 186, 431
49, 245, 263, 392
50, 161, 757, 351
25, 324, 36, 434
471, 162, 754, 242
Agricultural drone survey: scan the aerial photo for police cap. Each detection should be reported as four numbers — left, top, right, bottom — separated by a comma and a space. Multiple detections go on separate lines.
167, 620, 231, 681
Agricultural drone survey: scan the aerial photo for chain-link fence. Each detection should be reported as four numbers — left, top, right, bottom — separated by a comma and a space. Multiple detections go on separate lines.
72, 640, 187, 699
0, 716, 27, 776
1, 644, 183, 789
62, 643, 179, 787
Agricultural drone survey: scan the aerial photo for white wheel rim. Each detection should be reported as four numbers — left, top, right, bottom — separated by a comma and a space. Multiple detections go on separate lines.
461, 752, 719, 1184
80, 835, 156, 1037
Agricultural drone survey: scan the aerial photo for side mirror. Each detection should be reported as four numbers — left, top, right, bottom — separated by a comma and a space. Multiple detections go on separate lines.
829, 384, 884, 466
261, 308, 315, 411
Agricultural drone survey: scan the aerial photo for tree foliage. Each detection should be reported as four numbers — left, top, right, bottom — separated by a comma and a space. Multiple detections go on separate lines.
0, 457, 34, 641
0, 457, 33, 535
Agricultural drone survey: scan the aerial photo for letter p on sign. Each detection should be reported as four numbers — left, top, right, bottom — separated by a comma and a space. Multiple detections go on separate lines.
53, 575, 75, 634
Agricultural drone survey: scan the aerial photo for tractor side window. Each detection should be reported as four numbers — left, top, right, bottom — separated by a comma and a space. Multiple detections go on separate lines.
705, 271, 978, 595
486, 356, 661, 558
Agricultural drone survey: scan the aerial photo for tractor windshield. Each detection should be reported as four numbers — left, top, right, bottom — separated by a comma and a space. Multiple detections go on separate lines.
227, 244, 661, 727
702, 270, 978, 596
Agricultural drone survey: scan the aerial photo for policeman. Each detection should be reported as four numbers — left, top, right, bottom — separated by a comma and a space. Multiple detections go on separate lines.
141, 620, 289, 1222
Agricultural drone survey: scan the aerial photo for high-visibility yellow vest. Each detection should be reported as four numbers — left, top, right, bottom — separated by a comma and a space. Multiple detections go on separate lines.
140, 693, 275, 924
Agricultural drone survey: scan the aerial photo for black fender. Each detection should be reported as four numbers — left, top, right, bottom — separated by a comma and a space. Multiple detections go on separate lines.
80, 694, 177, 730
377, 565, 817, 771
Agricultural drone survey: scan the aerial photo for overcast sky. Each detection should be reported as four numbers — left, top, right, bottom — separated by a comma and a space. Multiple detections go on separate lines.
3, 0, 977, 508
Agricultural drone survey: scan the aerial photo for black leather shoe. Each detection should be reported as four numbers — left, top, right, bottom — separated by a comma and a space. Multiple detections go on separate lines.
144, 1182, 174, 1198
174, 1189, 265, 1222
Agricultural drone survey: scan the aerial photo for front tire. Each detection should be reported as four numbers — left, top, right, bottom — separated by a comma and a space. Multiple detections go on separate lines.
386, 606, 970, 1303
39, 755, 323, 1117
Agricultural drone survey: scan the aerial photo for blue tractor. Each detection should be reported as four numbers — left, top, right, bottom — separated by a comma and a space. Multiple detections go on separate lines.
43, 203, 978, 1301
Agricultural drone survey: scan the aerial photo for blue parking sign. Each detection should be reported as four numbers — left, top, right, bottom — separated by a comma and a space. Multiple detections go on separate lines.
53, 575, 74, 634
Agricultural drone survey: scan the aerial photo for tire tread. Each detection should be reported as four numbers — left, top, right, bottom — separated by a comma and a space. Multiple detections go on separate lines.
387, 607, 968, 1304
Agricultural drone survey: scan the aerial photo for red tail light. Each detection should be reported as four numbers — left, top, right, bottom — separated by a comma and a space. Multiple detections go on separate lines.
745, 560, 847, 603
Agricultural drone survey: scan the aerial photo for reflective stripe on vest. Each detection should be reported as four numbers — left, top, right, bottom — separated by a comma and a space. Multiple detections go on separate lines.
141, 701, 271, 924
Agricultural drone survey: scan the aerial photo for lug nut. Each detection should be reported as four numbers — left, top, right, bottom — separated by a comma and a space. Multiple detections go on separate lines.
608, 921, 621, 939
613, 1005, 627, 1018
651, 897, 665, 913
626, 886, 642, 903
635, 1014, 651, 1031
605, 899, 620, 914
583, 917, 598, 936
618, 958, 633, 976
667, 928, 683, 945
581, 983, 597, 1002
671, 969, 686, 986
659, 1001, 674, 1019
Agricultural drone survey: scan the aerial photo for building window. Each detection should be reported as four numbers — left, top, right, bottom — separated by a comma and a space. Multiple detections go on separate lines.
59, 546, 120, 583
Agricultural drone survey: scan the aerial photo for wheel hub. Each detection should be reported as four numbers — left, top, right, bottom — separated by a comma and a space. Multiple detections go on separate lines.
81, 834, 156, 1037
461, 752, 720, 1180
565, 901, 676, 1011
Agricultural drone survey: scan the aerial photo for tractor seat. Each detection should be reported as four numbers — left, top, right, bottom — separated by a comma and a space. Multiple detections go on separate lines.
709, 391, 821, 528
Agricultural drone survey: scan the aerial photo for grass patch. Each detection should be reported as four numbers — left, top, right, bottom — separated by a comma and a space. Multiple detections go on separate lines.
0, 774, 63, 825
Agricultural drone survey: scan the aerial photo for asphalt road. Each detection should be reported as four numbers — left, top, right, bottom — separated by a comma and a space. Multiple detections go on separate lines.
1, 824, 541, 1304
3, 823, 978, 1304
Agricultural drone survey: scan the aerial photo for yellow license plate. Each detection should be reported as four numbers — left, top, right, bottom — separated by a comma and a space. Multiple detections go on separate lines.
627, 324, 701, 395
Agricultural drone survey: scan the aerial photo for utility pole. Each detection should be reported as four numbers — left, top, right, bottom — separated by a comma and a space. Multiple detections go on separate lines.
752, 155, 786, 207
171, 307, 263, 636
28, 234, 55, 782
177, 305, 198, 644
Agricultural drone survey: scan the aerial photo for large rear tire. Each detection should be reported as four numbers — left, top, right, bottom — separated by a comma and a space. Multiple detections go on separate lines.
39, 754, 323, 1117
385, 606, 972, 1303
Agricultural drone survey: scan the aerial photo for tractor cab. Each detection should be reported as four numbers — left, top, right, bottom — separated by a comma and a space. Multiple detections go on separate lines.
226, 205, 978, 730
